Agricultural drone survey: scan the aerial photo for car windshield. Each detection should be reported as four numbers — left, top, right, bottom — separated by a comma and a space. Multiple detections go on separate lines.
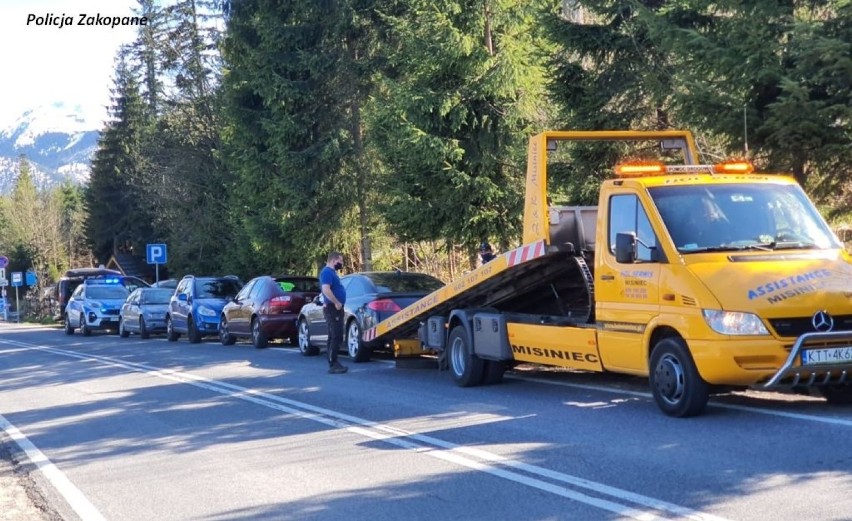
367, 273, 445, 293
649, 183, 840, 253
195, 279, 242, 299
274, 277, 320, 292
141, 289, 174, 304
87, 285, 129, 300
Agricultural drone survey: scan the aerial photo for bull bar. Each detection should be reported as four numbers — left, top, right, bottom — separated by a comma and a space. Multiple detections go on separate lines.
763, 330, 852, 388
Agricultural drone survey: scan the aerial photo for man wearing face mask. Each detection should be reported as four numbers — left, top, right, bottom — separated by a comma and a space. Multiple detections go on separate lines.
320, 251, 349, 374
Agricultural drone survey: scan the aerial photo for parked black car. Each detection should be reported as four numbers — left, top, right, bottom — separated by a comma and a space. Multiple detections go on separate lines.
297, 271, 444, 362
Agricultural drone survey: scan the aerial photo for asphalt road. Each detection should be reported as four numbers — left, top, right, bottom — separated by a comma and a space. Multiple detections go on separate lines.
0, 322, 850, 521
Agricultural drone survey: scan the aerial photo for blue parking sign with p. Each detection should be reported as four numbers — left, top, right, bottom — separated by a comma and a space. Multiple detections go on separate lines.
147, 244, 167, 264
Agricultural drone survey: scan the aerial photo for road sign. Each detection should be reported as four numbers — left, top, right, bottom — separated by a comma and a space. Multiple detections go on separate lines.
0, 267, 4, 280
25, 270, 37, 286
0, 256, 7, 269
0, 279, 7, 287
11, 272, 22, 287
147, 243, 167, 264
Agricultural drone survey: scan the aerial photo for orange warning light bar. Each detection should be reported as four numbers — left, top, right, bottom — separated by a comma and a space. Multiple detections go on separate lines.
614, 161, 667, 177
713, 160, 754, 174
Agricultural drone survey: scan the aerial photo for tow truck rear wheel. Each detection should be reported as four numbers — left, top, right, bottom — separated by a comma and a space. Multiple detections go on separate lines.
649, 337, 709, 417
481, 361, 506, 385
448, 325, 484, 387
818, 384, 852, 405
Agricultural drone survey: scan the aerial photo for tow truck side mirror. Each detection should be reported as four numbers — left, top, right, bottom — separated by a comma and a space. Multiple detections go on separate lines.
615, 232, 637, 264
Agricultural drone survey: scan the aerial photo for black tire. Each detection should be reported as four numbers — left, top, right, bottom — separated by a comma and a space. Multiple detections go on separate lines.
251, 317, 268, 349
447, 325, 484, 387
298, 318, 319, 356
649, 337, 709, 417
139, 317, 150, 339
481, 360, 507, 385
219, 316, 236, 346
119, 318, 130, 338
80, 316, 91, 337
64, 314, 74, 335
346, 320, 371, 363
187, 316, 202, 344
166, 316, 179, 342
818, 384, 852, 405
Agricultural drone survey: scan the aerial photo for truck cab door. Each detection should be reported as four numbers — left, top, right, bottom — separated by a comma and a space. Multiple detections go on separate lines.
596, 192, 662, 373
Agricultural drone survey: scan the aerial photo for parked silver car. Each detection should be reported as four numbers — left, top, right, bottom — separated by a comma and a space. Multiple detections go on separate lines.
119, 287, 174, 339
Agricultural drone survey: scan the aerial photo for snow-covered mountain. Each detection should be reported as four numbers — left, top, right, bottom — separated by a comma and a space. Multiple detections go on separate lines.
0, 103, 101, 193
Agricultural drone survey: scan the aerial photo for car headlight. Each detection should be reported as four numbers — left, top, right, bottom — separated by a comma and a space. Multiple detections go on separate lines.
197, 306, 216, 317
702, 310, 769, 336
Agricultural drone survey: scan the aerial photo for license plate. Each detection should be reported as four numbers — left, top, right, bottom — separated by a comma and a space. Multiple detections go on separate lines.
801, 346, 852, 365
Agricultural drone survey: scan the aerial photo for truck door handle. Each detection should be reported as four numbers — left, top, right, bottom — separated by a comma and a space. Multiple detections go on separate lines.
601, 274, 615, 281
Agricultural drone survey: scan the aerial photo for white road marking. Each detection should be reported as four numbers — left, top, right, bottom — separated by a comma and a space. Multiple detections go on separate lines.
1, 338, 730, 521
0, 414, 106, 521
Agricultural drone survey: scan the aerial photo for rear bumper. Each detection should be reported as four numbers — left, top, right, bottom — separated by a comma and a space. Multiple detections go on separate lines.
258, 314, 298, 338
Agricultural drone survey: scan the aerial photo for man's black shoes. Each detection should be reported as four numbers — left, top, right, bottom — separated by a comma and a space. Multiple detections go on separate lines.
329, 361, 348, 374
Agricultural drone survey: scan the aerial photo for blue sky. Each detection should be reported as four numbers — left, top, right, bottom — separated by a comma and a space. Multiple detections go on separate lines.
0, 0, 139, 126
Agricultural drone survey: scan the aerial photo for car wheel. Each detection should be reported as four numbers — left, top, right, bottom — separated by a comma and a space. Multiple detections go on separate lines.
448, 325, 484, 387
818, 384, 852, 405
80, 316, 91, 337
64, 314, 74, 335
220, 316, 236, 346
166, 316, 179, 342
119, 318, 130, 338
187, 316, 202, 344
251, 317, 268, 349
649, 337, 709, 417
298, 318, 318, 356
346, 320, 371, 363
139, 317, 150, 339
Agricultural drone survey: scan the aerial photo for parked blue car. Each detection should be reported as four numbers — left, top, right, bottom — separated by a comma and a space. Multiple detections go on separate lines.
166, 275, 243, 343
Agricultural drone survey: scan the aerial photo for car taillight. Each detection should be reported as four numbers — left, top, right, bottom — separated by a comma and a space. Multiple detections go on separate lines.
367, 299, 401, 312
267, 296, 292, 313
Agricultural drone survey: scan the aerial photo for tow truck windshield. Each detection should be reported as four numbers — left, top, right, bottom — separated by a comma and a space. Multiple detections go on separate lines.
650, 183, 840, 253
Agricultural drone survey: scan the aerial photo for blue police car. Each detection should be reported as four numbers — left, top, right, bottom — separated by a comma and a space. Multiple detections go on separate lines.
63, 277, 131, 336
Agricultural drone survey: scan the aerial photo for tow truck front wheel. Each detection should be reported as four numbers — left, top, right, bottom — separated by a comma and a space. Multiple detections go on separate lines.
649, 337, 709, 417
448, 325, 484, 387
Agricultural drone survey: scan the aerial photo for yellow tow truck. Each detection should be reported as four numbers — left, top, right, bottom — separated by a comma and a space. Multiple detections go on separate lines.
363, 130, 852, 416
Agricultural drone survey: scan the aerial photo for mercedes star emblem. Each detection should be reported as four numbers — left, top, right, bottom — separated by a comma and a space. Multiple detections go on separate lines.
811, 310, 834, 332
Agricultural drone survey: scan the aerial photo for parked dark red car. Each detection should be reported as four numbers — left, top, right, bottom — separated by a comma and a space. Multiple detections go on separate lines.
219, 275, 320, 348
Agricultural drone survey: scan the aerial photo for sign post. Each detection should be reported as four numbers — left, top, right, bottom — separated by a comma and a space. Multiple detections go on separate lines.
11, 272, 22, 323
0, 258, 7, 322
146, 244, 168, 284
0, 275, 6, 322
